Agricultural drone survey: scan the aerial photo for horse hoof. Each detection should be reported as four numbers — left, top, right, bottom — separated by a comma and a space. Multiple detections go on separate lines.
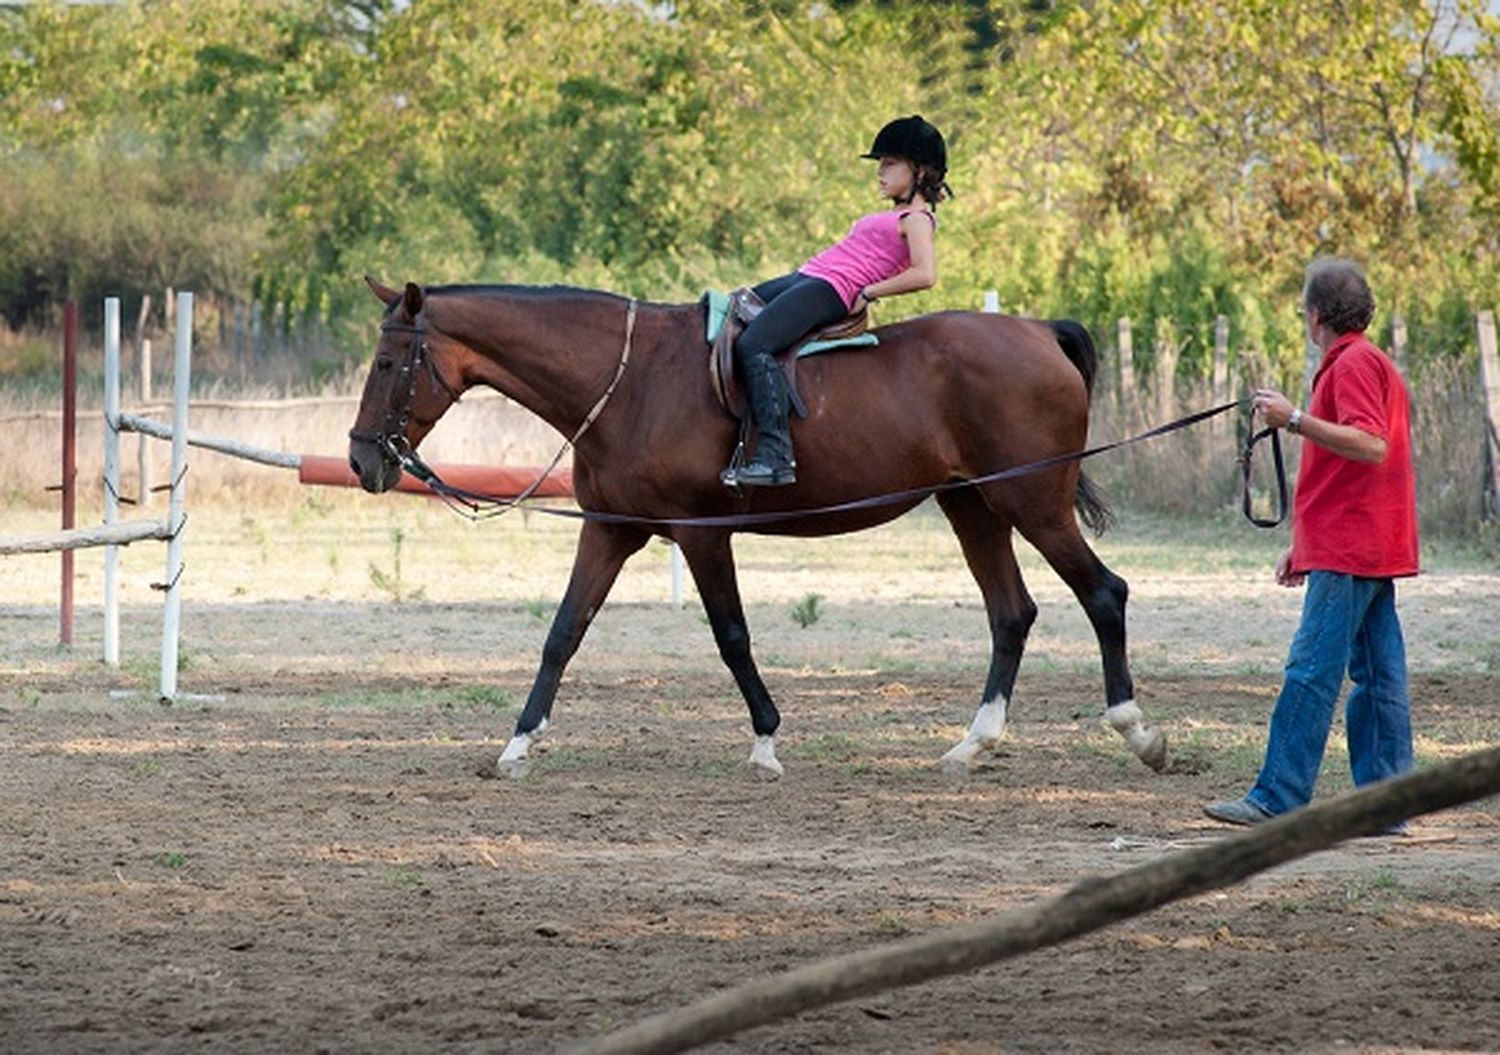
938, 738, 982, 775
1136, 729, 1169, 772
748, 758, 783, 781
747, 735, 783, 780
938, 754, 973, 778
496, 756, 531, 780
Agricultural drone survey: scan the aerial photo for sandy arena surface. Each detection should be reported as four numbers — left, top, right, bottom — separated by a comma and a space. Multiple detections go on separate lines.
2, 498, 1498, 1053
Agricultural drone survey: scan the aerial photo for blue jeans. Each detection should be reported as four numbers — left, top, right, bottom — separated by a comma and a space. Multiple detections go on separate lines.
1247, 571, 1414, 816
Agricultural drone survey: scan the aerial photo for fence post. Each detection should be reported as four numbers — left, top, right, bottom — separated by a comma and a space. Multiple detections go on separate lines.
1154, 317, 1178, 425
982, 290, 1001, 314
1477, 309, 1500, 521
1116, 317, 1134, 428
60, 302, 78, 648
104, 298, 122, 666
159, 293, 193, 701
1391, 313, 1408, 373
1212, 315, 1230, 438
135, 295, 153, 508
1303, 329, 1320, 401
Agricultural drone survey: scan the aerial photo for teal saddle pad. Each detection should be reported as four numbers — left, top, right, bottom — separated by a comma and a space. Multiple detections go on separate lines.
704, 290, 878, 357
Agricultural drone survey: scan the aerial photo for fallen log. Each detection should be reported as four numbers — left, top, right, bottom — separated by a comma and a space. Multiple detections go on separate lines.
573, 745, 1500, 1055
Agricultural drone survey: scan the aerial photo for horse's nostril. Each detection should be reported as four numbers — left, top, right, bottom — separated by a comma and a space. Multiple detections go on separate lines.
349, 456, 361, 476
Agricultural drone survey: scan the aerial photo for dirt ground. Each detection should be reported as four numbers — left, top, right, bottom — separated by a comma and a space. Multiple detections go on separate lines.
2, 502, 1499, 1053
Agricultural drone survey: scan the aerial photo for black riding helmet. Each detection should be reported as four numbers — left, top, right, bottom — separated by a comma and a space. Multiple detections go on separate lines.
862, 115, 946, 175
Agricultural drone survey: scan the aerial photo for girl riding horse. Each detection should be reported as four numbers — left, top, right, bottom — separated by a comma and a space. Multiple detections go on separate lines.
722, 115, 950, 488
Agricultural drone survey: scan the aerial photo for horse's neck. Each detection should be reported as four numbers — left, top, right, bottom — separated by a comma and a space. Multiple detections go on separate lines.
430, 290, 634, 436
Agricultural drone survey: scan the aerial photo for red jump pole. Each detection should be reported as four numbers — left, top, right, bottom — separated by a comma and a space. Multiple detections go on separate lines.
60, 300, 78, 647
297, 455, 573, 499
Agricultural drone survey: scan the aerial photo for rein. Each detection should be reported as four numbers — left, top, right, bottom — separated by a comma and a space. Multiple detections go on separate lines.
1239, 424, 1289, 528
400, 390, 1289, 531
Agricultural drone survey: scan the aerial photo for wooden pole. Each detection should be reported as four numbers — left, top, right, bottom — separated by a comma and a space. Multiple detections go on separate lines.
1153, 318, 1178, 425
1116, 317, 1134, 429
136, 294, 154, 508
119, 412, 301, 469
0, 519, 169, 556
573, 745, 1500, 1055
159, 293, 192, 702
1212, 315, 1229, 439
1477, 309, 1500, 520
1390, 312, 1408, 373
138, 336, 153, 506
60, 301, 78, 647
104, 297, 122, 665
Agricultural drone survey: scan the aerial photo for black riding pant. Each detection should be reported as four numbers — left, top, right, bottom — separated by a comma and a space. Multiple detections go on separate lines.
734, 271, 848, 371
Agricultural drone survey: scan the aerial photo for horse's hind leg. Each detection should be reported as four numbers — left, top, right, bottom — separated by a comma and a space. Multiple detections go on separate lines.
936, 490, 1036, 773
674, 529, 784, 780
498, 519, 650, 777
1021, 515, 1168, 771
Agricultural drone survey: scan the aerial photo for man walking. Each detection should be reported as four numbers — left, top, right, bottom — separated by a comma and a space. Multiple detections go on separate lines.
1205, 257, 1419, 829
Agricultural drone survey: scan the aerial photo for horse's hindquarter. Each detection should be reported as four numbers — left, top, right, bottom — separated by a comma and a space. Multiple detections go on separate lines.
798, 312, 1090, 479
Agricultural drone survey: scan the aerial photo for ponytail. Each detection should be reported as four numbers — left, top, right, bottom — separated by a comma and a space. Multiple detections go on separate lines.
913, 163, 951, 208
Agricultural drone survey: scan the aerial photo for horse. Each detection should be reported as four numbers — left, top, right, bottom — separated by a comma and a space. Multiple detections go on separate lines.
348, 278, 1168, 780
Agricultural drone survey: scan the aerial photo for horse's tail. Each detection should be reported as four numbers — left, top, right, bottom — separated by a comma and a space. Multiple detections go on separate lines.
1048, 318, 1097, 396
1047, 319, 1114, 536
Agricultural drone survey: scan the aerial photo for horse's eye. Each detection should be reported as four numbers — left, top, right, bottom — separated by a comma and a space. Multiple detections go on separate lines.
376, 356, 394, 372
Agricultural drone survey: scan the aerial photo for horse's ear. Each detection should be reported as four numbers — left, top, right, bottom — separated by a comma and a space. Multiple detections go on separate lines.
402, 282, 424, 319
365, 275, 400, 305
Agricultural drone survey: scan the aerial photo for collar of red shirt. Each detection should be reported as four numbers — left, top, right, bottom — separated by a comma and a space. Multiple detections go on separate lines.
1310, 330, 1369, 390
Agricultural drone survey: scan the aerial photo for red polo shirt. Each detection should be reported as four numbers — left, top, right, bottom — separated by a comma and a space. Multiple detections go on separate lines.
1290, 331, 1418, 578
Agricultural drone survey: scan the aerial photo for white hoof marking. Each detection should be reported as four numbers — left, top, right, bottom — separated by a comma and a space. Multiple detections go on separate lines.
1105, 700, 1168, 771
496, 720, 546, 778
747, 735, 784, 780
938, 697, 1008, 773
496, 755, 531, 780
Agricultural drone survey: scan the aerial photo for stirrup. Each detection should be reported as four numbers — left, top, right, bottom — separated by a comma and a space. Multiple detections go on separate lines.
723, 459, 796, 488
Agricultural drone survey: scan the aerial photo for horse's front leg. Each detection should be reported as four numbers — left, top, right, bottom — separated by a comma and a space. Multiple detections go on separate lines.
497, 519, 650, 778
935, 491, 1036, 774
675, 529, 784, 780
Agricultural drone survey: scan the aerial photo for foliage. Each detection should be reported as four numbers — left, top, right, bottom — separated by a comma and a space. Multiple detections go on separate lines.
791, 591, 824, 628
0, 0, 1496, 370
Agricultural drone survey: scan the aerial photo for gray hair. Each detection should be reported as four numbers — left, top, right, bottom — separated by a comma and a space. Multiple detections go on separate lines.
1303, 257, 1375, 334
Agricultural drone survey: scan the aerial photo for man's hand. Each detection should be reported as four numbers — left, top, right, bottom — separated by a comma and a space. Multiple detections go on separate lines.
1275, 548, 1305, 588
1252, 388, 1296, 429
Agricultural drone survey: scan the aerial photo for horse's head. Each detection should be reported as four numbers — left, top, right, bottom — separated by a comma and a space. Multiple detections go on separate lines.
348, 277, 465, 493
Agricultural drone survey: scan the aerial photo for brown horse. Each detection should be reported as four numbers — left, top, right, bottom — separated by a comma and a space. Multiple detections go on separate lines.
349, 278, 1168, 779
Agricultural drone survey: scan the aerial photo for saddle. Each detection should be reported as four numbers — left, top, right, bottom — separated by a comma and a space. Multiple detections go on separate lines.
704, 288, 878, 420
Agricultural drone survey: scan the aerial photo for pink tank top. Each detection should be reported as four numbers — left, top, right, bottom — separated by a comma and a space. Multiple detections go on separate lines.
799, 208, 936, 310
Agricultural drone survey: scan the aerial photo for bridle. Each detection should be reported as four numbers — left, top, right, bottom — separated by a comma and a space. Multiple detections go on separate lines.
349, 299, 638, 518
347, 317, 464, 467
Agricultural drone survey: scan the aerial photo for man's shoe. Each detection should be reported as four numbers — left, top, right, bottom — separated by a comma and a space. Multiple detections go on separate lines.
722, 459, 796, 488
1203, 798, 1273, 826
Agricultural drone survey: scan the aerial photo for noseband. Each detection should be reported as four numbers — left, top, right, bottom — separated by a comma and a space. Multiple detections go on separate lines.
347, 318, 464, 465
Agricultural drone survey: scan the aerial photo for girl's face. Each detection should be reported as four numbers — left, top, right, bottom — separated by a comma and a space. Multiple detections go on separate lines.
876, 156, 915, 200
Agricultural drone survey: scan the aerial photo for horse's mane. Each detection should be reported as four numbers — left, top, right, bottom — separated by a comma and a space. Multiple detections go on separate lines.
424, 283, 634, 307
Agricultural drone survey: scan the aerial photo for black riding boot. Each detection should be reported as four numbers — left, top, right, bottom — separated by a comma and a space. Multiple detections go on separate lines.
722, 356, 796, 488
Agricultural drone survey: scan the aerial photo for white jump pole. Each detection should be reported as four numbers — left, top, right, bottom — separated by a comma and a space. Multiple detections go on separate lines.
982, 290, 1001, 313
158, 293, 192, 702
103, 297, 122, 666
